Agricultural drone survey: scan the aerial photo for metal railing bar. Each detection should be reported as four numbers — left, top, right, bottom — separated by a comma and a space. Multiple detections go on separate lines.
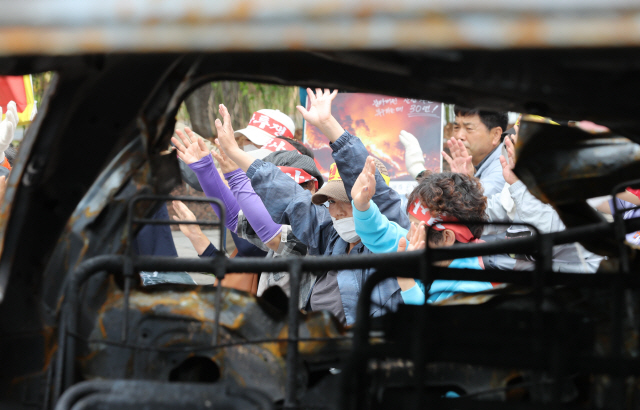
284, 259, 302, 409
67, 331, 351, 352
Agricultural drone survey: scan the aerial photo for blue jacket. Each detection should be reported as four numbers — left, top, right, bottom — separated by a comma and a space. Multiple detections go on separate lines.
352, 200, 493, 305
247, 131, 410, 325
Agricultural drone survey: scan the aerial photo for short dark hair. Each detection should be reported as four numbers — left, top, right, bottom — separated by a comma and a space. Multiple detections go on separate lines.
275, 136, 314, 159
454, 106, 508, 141
407, 172, 487, 243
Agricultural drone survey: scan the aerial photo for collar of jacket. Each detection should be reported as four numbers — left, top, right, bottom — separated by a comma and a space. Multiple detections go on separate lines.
475, 143, 502, 175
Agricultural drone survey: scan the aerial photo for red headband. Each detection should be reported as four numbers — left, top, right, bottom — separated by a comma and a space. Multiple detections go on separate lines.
408, 198, 475, 243
278, 166, 318, 190
263, 138, 298, 153
248, 113, 294, 139
627, 187, 640, 200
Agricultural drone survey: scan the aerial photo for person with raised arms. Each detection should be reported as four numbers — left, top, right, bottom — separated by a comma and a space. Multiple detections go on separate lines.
350, 156, 494, 304
171, 127, 323, 307
212, 89, 410, 326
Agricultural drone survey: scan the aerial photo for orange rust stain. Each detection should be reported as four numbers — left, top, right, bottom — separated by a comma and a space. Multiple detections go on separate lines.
71, 232, 91, 270
395, 15, 470, 50
284, 25, 307, 50
307, 0, 343, 18
227, 312, 245, 330
512, 13, 543, 47
98, 314, 107, 338
77, 348, 99, 364
230, 0, 252, 20
101, 285, 125, 309
42, 326, 58, 370
299, 311, 344, 354
355, 3, 374, 19
56, 294, 65, 314
226, 367, 247, 387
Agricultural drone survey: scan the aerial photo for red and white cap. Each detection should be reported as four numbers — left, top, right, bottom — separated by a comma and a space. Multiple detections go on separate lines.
235, 109, 295, 146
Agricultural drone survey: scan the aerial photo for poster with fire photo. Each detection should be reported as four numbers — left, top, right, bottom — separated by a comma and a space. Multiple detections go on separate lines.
304, 93, 443, 195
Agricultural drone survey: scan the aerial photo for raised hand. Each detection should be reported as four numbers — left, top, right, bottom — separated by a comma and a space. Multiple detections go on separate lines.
296, 88, 344, 143
296, 88, 337, 126
214, 104, 241, 154
172, 200, 212, 255
211, 138, 240, 174
172, 127, 210, 165
213, 103, 257, 172
396, 221, 427, 291
399, 221, 427, 253
442, 137, 474, 176
351, 156, 377, 211
500, 135, 519, 185
172, 200, 202, 238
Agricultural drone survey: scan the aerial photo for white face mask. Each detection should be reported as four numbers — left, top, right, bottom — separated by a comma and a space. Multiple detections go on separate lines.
331, 217, 361, 243
243, 144, 258, 152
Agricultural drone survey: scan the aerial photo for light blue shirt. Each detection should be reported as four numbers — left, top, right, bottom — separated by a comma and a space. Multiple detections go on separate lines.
353, 200, 493, 305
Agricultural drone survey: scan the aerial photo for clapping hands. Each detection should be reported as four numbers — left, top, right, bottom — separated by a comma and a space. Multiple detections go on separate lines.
499, 135, 518, 185
442, 137, 474, 176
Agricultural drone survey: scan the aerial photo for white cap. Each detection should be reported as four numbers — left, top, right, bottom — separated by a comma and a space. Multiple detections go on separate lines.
235, 109, 295, 146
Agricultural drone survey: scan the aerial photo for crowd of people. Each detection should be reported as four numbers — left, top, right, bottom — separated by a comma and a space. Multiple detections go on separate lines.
2, 87, 637, 327
163, 87, 640, 327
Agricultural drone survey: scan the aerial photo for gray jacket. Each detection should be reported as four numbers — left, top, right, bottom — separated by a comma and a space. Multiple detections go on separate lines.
246, 131, 410, 325
486, 180, 602, 273
475, 143, 514, 270
475, 143, 507, 197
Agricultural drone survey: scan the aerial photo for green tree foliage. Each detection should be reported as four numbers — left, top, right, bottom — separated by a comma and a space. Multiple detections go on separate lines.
32, 71, 53, 107
180, 81, 301, 141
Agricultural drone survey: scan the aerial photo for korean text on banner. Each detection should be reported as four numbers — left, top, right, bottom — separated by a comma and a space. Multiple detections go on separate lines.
304, 92, 443, 196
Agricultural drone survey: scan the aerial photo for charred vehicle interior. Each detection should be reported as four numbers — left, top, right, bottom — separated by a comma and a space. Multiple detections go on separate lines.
2, 3, 640, 410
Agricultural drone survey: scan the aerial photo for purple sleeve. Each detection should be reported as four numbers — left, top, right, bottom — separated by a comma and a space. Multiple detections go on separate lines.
224, 168, 282, 244
188, 154, 240, 233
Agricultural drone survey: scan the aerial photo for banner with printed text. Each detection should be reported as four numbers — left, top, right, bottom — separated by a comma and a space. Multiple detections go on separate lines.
304, 93, 443, 195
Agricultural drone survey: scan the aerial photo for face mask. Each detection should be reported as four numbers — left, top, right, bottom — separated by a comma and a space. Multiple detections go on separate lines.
243, 144, 258, 152
331, 217, 361, 243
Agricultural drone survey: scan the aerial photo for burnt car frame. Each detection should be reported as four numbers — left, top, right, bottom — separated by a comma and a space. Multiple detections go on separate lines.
2, 2, 640, 409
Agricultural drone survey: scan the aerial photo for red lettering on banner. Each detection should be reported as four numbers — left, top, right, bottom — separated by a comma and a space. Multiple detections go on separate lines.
248, 113, 294, 138
263, 138, 297, 152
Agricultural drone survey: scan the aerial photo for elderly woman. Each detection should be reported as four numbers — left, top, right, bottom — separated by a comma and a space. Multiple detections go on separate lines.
351, 157, 493, 304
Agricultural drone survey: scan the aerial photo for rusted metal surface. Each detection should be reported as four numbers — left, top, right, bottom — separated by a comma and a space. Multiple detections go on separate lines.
2, 24, 640, 410
42, 138, 147, 328
0, 1, 639, 54
54, 379, 274, 410
79, 279, 347, 402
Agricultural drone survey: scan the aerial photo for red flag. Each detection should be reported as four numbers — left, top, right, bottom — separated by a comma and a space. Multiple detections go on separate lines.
0, 75, 36, 125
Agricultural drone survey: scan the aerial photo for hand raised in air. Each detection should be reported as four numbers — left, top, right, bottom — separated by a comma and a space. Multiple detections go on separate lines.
172, 127, 210, 165
351, 156, 378, 212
